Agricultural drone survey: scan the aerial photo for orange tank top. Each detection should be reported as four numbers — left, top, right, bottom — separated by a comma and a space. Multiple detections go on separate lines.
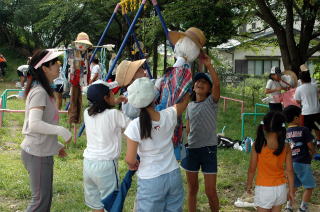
256, 145, 287, 186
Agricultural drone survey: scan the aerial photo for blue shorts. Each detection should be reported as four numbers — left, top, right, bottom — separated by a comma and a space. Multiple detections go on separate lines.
293, 162, 316, 189
136, 168, 184, 212
181, 145, 217, 174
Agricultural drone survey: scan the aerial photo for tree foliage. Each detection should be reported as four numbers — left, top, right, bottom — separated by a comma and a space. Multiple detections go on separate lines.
230, 0, 320, 74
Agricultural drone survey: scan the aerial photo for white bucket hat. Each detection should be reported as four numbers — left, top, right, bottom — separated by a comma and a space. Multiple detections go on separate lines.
127, 77, 156, 108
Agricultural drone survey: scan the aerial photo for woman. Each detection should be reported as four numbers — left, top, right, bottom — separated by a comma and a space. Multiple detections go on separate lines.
21, 49, 72, 212
265, 66, 290, 111
124, 77, 189, 212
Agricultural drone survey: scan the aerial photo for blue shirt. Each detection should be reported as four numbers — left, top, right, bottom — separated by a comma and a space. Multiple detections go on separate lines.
286, 126, 314, 164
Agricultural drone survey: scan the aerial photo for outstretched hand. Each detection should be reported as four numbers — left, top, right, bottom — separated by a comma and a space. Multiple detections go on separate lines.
58, 147, 68, 158
199, 52, 212, 67
115, 95, 128, 104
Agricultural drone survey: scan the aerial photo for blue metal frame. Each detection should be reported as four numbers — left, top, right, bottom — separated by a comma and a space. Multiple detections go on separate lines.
90, 3, 121, 64
105, 0, 147, 80
123, 14, 152, 78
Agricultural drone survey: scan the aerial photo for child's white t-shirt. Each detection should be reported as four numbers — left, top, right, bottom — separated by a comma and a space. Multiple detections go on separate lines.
294, 83, 320, 115
90, 64, 101, 80
83, 108, 130, 160
266, 79, 281, 103
124, 107, 179, 179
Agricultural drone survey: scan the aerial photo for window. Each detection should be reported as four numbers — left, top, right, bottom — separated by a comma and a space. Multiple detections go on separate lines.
251, 22, 256, 30
247, 60, 280, 75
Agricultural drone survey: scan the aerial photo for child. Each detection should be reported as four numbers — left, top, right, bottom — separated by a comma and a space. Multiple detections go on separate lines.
83, 83, 130, 212
246, 111, 294, 212
283, 105, 317, 212
295, 71, 320, 148
124, 77, 189, 212
180, 53, 220, 212
265, 66, 292, 111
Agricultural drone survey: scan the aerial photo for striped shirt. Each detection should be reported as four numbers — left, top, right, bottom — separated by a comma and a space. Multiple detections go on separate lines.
186, 95, 218, 148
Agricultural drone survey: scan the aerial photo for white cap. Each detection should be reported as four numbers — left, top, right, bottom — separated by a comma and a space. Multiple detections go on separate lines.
270, 66, 281, 74
127, 77, 156, 108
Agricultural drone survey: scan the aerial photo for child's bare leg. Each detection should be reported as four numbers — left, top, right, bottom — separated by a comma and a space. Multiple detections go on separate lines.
257, 207, 271, 212
93, 209, 104, 212
271, 205, 282, 212
302, 188, 313, 202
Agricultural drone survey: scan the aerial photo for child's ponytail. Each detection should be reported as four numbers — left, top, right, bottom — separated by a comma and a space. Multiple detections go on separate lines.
139, 107, 152, 139
255, 123, 266, 154
255, 111, 286, 155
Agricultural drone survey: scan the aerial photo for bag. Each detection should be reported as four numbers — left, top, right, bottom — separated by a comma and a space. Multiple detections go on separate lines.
217, 135, 236, 148
241, 137, 254, 152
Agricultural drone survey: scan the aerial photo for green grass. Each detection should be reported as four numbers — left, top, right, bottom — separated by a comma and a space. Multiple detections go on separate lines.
0, 82, 319, 211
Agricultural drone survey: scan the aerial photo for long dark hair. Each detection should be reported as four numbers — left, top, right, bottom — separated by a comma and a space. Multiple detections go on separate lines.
88, 93, 114, 116
139, 105, 152, 139
25, 50, 58, 98
255, 111, 286, 156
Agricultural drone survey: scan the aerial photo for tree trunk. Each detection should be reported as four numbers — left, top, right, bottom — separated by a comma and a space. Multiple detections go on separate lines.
164, 39, 167, 72
152, 39, 159, 79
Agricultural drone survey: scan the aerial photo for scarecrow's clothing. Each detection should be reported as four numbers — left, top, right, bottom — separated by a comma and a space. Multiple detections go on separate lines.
68, 49, 90, 87
156, 65, 192, 146
67, 49, 90, 124
68, 85, 82, 124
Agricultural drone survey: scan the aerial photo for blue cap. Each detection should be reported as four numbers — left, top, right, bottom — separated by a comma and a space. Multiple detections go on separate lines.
194, 72, 212, 87
87, 83, 110, 104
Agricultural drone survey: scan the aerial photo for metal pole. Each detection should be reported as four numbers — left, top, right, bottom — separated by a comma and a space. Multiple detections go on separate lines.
151, 0, 174, 49
123, 14, 152, 78
105, 0, 147, 81
90, 3, 121, 63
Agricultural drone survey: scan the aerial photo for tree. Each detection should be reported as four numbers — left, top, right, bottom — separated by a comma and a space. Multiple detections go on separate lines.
233, 0, 320, 75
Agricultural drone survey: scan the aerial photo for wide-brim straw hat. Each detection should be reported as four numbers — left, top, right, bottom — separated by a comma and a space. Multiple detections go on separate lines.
300, 64, 309, 72
283, 70, 298, 88
168, 27, 206, 49
115, 59, 146, 87
74, 32, 93, 46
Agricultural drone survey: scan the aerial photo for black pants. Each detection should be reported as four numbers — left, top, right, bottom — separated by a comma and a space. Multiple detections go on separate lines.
269, 103, 283, 112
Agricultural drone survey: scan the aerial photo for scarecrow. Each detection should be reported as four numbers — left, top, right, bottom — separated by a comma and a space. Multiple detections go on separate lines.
157, 27, 206, 160
68, 32, 92, 124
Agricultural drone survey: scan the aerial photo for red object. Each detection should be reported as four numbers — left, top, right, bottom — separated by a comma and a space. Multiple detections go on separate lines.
107, 79, 120, 94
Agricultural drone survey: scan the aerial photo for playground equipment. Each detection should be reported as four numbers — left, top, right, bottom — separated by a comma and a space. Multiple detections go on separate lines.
241, 113, 266, 140
220, 96, 244, 116
0, 89, 78, 143
254, 103, 268, 122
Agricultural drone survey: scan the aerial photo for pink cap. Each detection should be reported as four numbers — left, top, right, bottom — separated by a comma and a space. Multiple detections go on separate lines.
34, 49, 64, 69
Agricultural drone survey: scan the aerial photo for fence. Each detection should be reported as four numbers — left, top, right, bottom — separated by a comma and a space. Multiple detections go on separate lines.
0, 89, 77, 143
220, 96, 245, 116
254, 103, 269, 122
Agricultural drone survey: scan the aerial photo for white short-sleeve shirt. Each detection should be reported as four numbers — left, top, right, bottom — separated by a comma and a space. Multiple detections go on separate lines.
83, 108, 130, 160
294, 83, 320, 115
124, 107, 179, 179
266, 79, 281, 103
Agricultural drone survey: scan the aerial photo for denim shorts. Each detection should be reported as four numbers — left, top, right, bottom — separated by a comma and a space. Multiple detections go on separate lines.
181, 145, 217, 174
83, 159, 119, 210
136, 168, 184, 212
293, 162, 316, 188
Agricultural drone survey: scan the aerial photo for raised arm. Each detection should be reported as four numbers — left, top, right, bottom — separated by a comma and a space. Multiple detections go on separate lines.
174, 93, 190, 117
200, 53, 220, 102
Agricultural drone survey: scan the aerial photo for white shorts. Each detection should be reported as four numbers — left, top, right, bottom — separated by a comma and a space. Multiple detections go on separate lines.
83, 159, 119, 210
254, 184, 287, 209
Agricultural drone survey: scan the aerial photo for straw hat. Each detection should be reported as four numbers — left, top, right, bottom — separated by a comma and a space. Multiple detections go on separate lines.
168, 27, 206, 48
300, 64, 309, 72
74, 32, 93, 46
283, 70, 298, 88
115, 59, 146, 87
